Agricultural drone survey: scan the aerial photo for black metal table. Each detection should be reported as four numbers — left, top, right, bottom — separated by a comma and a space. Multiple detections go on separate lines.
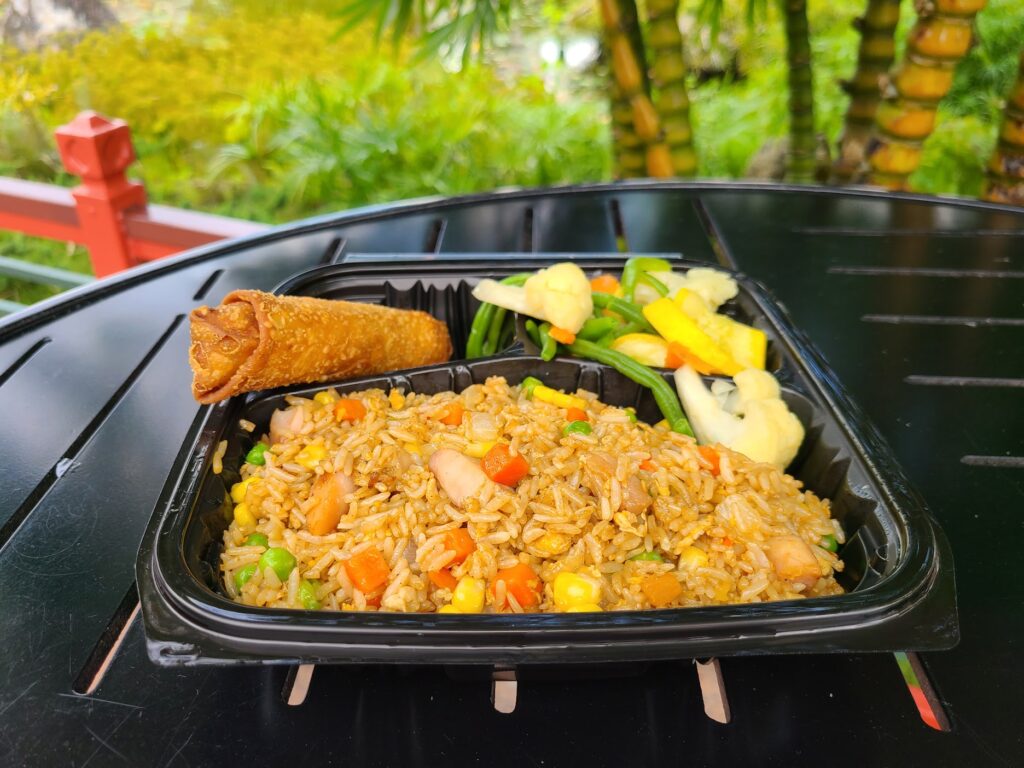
1, 182, 1020, 767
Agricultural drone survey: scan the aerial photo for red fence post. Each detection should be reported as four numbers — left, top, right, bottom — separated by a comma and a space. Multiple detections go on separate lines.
54, 111, 147, 277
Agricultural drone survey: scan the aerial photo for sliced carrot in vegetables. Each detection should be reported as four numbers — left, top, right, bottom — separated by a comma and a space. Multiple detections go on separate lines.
344, 547, 390, 593
365, 594, 382, 608
639, 459, 657, 471
438, 402, 464, 426
722, 537, 734, 547
482, 443, 530, 486
667, 342, 714, 374
444, 527, 477, 565
334, 398, 367, 422
565, 407, 589, 423
641, 573, 683, 607
697, 445, 721, 476
549, 326, 576, 345
491, 562, 542, 609
429, 568, 458, 590
590, 274, 620, 294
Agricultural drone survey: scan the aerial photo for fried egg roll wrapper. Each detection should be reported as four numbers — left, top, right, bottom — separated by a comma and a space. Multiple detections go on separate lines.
189, 290, 452, 403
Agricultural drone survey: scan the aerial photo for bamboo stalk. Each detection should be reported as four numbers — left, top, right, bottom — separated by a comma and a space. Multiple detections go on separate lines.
984, 50, 1024, 205
783, 0, 817, 182
831, 0, 902, 183
598, 0, 674, 177
867, 0, 987, 189
611, 81, 648, 177
645, 0, 697, 176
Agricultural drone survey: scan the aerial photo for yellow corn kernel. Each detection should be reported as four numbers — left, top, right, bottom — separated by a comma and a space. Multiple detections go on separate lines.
653, 420, 669, 430
437, 604, 459, 613
389, 389, 406, 409
313, 391, 335, 406
714, 581, 732, 601
533, 532, 571, 557
233, 502, 256, 527
565, 603, 603, 613
533, 385, 587, 411
403, 442, 421, 455
553, 572, 603, 610
295, 444, 327, 469
230, 476, 260, 504
449, 577, 486, 613
679, 546, 709, 570
464, 440, 497, 459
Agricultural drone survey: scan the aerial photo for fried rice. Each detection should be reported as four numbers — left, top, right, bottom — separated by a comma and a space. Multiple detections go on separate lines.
221, 376, 845, 613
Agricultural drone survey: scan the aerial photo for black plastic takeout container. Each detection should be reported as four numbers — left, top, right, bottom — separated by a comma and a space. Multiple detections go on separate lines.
137, 257, 957, 665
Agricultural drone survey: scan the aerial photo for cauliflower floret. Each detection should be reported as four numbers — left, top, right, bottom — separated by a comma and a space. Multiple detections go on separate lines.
634, 267, 738, 309
674, 365, 804, 469
472, 262, 592, 333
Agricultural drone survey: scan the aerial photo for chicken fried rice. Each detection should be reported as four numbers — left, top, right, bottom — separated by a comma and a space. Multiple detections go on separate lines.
220, 376, 844, 614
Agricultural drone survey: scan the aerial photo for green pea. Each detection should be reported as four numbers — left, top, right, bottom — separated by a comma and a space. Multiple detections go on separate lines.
562, 420, 593, 436
299, 580, 321, 610
245, 442, 269, 465
820, 534, 839, 553
521, 376, 543, 397
629, 551, 664, 562
244, 533, 269, 549
625, 407, 638, 424
234, 563, 257, 590
258, 547, 296, 581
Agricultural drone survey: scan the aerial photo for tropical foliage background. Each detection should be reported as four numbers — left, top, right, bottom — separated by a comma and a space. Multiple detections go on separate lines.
1, 0, 1022, 304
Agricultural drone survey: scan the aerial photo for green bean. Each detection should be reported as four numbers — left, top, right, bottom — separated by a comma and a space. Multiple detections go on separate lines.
591, 293, 655, 332
577, 316, 618, 341
567, 338, 693, 437
482, 307, 508, 356
612, 320, 648, 338
466, 302, 496, 359
636, 272, 669, 297
523, 319, 542, 349
465, 273, 532, 359
498, 319, 515, 350
539, 323, 557, 362
621, 257, 672, 301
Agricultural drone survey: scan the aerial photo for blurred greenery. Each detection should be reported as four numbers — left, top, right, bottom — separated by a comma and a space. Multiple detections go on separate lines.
0, 0, 1022, 305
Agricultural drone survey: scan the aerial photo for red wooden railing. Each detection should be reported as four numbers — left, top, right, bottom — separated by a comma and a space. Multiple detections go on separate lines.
0, 111, 268, 278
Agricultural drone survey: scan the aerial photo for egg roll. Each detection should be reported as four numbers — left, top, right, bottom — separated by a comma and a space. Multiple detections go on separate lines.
189, 290, 452, 403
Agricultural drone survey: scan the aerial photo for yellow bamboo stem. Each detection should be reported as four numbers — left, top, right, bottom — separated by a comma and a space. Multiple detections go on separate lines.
867, 1, 988, 189
984, 50, 1024, 205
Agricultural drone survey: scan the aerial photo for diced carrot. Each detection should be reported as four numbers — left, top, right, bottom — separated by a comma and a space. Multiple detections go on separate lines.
549, 326, 576, 345
590, 274, 621, 294
482, 443, 530, 486
490, 562, 542, 609
365, 594, 382, 608
639, 459, 657, 472
429, 568, 458, 590
697, 445, 721, 476
438, 402, 464, 426
334, 398, 367, 422
641, 573, 683, 607
666, 341, 714, 375
722, 537, 734, 547
565, 407, 589, 423
344, 547, 390, 593
444, 527, 477, 564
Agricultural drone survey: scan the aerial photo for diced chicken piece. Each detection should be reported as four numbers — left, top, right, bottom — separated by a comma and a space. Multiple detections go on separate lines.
766, 535, 821, 588
269, 407, 304, 445
306, 472, 355, 536
622, 475, 652, 515
581, 451, 617, 497
428, 448, 488, 507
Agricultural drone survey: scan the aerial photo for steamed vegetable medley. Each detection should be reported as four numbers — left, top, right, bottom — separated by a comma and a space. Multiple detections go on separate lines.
470, 259, 805, 470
